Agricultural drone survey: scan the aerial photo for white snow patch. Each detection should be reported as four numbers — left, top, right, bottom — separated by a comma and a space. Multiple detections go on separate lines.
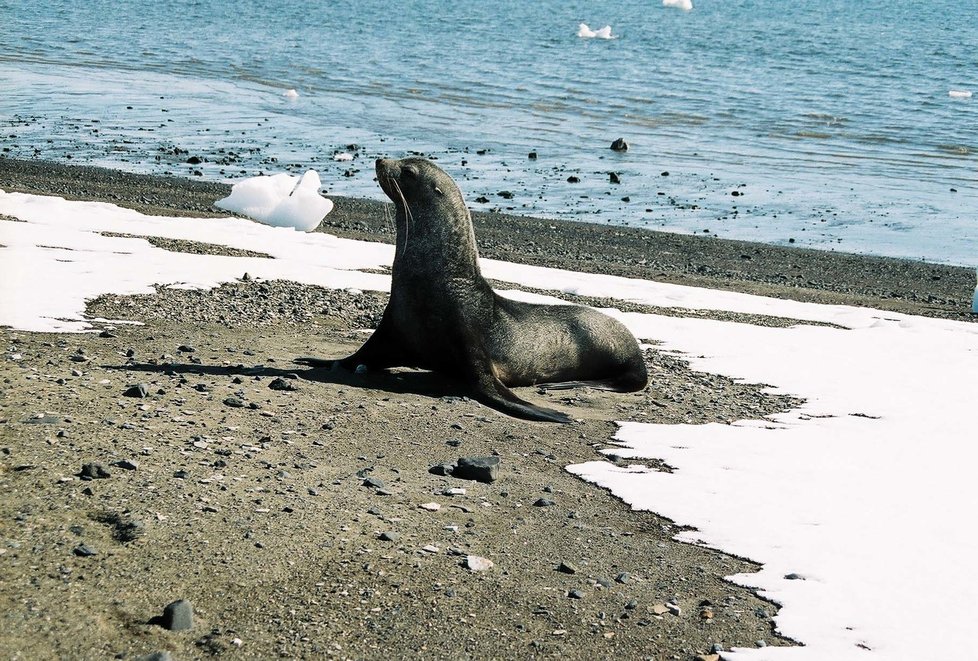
214, 170, 333, 231
2, 192, 977, 661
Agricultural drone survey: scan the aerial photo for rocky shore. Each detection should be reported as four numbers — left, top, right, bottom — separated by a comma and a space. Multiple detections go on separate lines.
0, 157, 972, 660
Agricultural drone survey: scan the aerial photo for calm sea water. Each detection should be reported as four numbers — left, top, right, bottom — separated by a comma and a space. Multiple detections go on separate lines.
2, 0, 976, 264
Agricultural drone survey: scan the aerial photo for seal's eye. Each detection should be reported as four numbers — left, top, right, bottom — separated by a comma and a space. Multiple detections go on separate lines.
402, 165, 419, 179
434, 186, 444, 196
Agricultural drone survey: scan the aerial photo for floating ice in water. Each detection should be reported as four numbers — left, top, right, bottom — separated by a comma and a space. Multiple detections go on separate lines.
214, 170, 333, 232
948, 90, 972, 99
283, 88, 299, 99
577, 23, 614, 39
663, 0, 693, 10
333, 152, 354, 162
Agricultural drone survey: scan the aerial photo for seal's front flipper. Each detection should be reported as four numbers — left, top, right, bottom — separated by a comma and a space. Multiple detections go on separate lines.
294, 356, 336, 369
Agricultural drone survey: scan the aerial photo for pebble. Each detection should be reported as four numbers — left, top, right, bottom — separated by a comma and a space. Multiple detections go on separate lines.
73, 544, 98, 557
378, 531, 399, 542
567, 589, 585, 599
453, 456, 499, 483
135, 653, 173, 661
98, 330, 116, 338
464, 555, 494, 572
666, 602, 682, 616
177, 344, 196, 353
418, 502, 441, 512
533, 498, 555, 507
428, 463, 454, 476
123, 383, 150, 398
79, 463, 111, 480
614, 572, 632, 584
223, 396, 245, 408
362, 477, 385, 489
609, 172, 621, 184
268, 377, 297, 391
784, 572, 805, 580
651, 604, 670, 616
625, 600, 638, 610
113, 459, 138, 471
557, 561, 579, 574
161, 599, 194, 631
442, 488, 466, 496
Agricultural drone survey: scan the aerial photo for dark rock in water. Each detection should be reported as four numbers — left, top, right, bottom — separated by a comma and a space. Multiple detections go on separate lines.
268, 377, 297, 391
497, 191, 514, 199
453, 456, 500, 483
124, 383, 150, 398
528, 151, 538, 159
73, 544, 98, 557
428, 463, 455, 476
474, 196, 490, 204
610, 138, 629, 152
362, 476, 386, 489
223, 396, 245, 408
566, 176, 580, 184
79, 463, 111, 480
533, 498, 556, 507
161, 599, 194, 631
609, 172, 621, 184
185, 156, 202, 165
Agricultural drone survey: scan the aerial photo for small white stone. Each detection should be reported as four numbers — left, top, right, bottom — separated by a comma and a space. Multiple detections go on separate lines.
464, 555, 494, 572
418, 502, 441, 511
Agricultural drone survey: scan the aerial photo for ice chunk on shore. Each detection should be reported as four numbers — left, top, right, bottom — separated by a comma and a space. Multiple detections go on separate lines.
333, 152, 354, 162
577, 23, 614, 39
949, 89, 972, 99
663, 0, 693, 10
283, 88, 299, 99
215, 170, 333, 232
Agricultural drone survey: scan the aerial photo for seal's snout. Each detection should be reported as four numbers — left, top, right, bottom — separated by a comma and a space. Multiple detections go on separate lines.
375, 158, 397, 179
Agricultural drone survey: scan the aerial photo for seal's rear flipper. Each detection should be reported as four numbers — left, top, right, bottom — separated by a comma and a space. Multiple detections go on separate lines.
474, 374, 572, 424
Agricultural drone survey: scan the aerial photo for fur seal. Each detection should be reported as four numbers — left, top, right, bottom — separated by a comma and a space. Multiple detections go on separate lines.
301, 157, 648, 423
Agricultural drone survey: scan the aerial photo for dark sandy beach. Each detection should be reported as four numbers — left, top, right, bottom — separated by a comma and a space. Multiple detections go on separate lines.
0, 157, 973, 660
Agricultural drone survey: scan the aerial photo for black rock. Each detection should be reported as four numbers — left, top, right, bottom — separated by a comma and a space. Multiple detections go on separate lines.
610, 138, 629, 152
533, 498, 556, 507
614, 572, 632, 584
268, 377, 298, 391
474, 196, 490, 203
557, 561, 579, 574
161, 599, 194, 631
568, 589, 585, 599
528, 151, 538, 159
362, 476, 386, 489
609, 172, 621, 184
223, 396, 245, 408
497, 190, 514, 199
566, 175, 580, 184
177, 344, 196, 353
79, 463, 111, 480
73, 544, 98, 557
98, 329, 117, 338
453, 456, 500, 483
113, 459, 138, 471
186, 156, 202, 165
173, 469, 189, 479
124, 383, 150, 398
378, 531, 400, 542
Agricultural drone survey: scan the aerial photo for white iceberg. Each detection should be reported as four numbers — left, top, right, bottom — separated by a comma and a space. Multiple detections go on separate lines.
949, 89, 972, 99
577, 23, 614, 39
663, 0, 693, 10
283, 88, 299, 99
214, 170, 333, 232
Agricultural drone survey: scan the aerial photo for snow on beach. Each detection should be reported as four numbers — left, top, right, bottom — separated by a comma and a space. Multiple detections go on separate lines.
2, 190, 976, 659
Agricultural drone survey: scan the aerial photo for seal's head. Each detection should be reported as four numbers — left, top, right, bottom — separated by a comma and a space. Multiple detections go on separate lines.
375, 158, 469, 233
376, 158, 478, 268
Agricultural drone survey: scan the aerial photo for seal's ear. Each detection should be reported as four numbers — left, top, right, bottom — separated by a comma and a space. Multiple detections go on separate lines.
434, 186, 444, 196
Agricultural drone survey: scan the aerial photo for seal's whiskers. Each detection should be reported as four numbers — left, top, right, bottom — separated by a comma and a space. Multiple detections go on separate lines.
391, 179, 411, 249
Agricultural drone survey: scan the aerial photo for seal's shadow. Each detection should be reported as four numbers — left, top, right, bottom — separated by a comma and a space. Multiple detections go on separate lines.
108, 362, 468, 400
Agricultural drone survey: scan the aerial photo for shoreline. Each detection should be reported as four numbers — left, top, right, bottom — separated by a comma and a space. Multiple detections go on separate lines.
1, 156, 974, 323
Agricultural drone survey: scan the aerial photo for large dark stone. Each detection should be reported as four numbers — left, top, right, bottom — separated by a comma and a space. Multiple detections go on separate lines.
453, 456, 500, 483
